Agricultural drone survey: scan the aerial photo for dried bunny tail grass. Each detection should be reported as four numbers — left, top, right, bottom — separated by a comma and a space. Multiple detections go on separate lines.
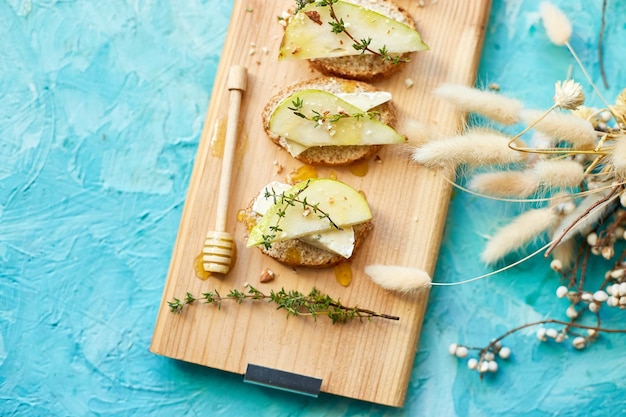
531, 159, 585, 188
411, 128, 526, 170
399, 117, 442, 147
365, 265, 432, 293
481, 207, 561, 265
610, 137, 626, 180
468, 171, 538, 197
434, 83, 523, 125
540, 2, 572, 46
520, 109, 597, 150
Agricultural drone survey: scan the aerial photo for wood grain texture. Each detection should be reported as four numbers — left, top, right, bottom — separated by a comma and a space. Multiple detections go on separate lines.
151, 0, 491, 407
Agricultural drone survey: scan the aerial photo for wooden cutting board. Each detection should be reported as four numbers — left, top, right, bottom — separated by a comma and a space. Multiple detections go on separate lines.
151, 0, 491, 407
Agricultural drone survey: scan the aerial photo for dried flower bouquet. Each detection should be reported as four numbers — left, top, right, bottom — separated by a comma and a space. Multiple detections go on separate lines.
369, 2, 626, 378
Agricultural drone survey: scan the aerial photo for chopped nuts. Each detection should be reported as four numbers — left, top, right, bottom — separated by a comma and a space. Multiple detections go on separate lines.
259, 267, 276, 283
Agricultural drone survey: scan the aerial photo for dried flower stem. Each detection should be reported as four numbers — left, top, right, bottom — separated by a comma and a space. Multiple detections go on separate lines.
599, 0, 609, 88
545, 185, 620, 256
508, 105, 557, 153
470, 318, 626, 354
169, 284, 400, 323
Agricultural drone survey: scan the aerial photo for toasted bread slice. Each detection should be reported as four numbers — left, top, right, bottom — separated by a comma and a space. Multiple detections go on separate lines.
307, 0, 419, 81
262, 77, 398, 166
244, 199, 373, 268
259, 221, 373, 268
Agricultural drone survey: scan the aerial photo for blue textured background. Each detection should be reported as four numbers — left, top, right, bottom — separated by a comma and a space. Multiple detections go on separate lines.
1, 0, 625, 415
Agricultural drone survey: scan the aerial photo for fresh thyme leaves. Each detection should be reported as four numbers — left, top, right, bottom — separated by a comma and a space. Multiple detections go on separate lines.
295, 0, 409, 64
260, 180, 341, 250
287, 96, 380, 126
169, 284, 400, 323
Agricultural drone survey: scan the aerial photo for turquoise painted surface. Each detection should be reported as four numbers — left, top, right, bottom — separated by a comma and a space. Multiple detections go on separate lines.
1, 0, 625, 415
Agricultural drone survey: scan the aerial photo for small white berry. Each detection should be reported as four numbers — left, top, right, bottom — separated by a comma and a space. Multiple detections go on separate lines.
602, 246, 614, 260
483, 351, 495, 361
562, 201, 576, 214
555, 332, 565, 343
586, 232, 598, 246
537, 328, 548, 341
613, 283, 622, 295
487, 360, 499, 373
455, 346, 469, 358
448, 343, 458, 356
479, 361, 490, 373
619, 282, 626, 296
581, 292, 593, 302
611, 269, 625, 279
556, 286, 568, 298
572, 336, 587, 350
550, 259, 563, 271
619, 296, 626, 306
588, 302, 600, 313
607, 284, 615, 295
566, 305, 578, 319
591, 247, 601, 256
467, 358, 478, 370
614, 227, 625, 239
498, 346, 511, 360
546, 328, 558, 339
600, 110, 612, 122
608, 296, 619, 307
593, 290, 608, 302
587, 328, 597, 337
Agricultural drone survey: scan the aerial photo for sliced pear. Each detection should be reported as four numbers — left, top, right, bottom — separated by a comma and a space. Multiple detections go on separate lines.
269, 89, 405, 149
251, 181, 356, 257
279, 1, 428, 60
247, 178, 371, 248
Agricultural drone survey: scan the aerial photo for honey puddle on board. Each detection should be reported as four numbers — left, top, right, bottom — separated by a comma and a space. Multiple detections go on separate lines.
210, 117, 227, 157
210, 117, 246, 157
289, 164, 318, 183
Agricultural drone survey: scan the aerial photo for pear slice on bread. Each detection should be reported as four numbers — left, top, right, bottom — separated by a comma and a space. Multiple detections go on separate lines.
246, 179, 373, 267
262, 77, 406, 166
279, 0, 428, 81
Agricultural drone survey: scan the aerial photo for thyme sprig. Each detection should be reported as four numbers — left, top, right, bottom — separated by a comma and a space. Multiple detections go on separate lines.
261, 180, 340, 250
295, 0, 408, 64
288, 97, 379, 126
168, 284, 400, 323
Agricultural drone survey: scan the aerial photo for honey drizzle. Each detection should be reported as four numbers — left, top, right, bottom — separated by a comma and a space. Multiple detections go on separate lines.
348, 159, 369, 177
334, 261, 352, 287
288, 164, 318, 183
210, 117, 227, 157
194, 253, 211, 280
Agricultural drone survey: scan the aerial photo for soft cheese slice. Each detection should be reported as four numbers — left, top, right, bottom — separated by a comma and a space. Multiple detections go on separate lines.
300, 228, 355, 258
247, 178, 371, 248
279, 1, 428, 60
251, 182, 356, 258
335, 91, 392, 111
269, 89, 405, 149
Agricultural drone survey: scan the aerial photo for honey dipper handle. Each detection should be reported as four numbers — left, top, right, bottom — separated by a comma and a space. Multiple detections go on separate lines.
215, 65, 247, 232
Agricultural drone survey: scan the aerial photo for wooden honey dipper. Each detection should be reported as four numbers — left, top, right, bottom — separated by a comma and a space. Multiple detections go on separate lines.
202, 65, 247, 275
